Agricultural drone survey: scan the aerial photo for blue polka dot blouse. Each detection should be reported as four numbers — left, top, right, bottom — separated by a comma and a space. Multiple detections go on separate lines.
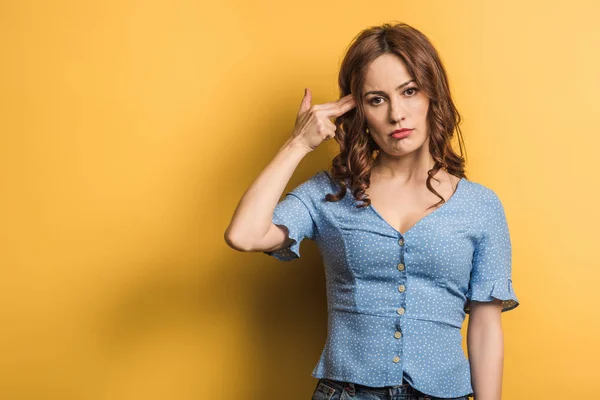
263, 169, 519, 399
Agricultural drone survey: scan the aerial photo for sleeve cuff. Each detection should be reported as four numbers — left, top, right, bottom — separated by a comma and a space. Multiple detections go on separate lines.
262, 222, 302, 262
464, 277, 519, 314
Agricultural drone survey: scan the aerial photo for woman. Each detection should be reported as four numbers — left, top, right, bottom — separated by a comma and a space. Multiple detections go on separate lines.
224, 22, 519, 400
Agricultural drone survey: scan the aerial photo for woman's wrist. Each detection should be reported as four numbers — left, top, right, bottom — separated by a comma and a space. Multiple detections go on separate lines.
279, 136, 312, 157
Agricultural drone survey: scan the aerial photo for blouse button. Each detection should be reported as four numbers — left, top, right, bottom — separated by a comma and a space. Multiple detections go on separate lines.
398, 284, 405, 292
398, 238, 404, 246
393, 356, 401, 363
397, 263, 405, 271
394, 331, 402, 339
397, 307, 405, 315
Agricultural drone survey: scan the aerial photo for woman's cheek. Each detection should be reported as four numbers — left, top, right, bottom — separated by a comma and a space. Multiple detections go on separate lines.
407, 96, 424, 108
409, 95, 429, 111
364, 111, 380, 127
363, 107, 375, 119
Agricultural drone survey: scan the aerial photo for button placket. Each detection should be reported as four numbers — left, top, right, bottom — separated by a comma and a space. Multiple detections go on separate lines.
397, 235, 407, 314
393, 235, 406, 365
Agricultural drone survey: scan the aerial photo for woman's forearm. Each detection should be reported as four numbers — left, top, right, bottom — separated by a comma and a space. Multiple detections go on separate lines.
467, 321, 504, 400
224, 137, 310, 250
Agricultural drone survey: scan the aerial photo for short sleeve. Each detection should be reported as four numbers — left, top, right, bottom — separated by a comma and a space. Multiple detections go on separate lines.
465, 190, 520, 314
263, 192, 317, 262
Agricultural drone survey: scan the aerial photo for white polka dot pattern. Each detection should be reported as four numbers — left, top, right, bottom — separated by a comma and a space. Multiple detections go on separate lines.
262, 170, 519, 398
264, 192, 316, 261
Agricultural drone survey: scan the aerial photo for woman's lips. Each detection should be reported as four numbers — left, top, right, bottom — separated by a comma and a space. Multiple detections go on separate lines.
390, 129, 413, 139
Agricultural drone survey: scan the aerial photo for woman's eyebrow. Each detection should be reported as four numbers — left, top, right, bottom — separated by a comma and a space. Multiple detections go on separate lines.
363, 79, 416, 98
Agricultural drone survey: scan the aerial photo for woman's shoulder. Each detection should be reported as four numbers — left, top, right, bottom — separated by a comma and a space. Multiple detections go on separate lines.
286, 169, 343, 204
460, 177, 505, 211
293, 169, 340, 191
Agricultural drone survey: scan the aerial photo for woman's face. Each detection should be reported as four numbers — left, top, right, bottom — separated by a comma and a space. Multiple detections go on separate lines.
361, 53, 430, 157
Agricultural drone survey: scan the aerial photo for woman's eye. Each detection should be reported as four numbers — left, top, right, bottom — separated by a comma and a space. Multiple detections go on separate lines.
369, 88, 419, 106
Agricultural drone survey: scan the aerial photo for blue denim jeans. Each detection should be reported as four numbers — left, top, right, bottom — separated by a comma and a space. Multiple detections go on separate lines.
311, 378, 473, 400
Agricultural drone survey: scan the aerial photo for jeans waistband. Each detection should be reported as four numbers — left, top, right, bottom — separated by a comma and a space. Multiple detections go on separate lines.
319, 378, 419, 397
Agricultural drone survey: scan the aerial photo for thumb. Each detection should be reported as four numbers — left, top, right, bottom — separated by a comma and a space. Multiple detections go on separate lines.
298, 88, 311, 115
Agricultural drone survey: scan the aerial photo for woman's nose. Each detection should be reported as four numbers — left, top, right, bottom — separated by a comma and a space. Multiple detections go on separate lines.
389, 101, 405, 123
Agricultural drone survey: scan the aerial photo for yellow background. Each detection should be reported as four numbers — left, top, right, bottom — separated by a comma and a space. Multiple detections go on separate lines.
1, 0, 598, 399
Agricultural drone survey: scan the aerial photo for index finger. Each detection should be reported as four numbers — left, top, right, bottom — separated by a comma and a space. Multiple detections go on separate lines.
325, 94, 357, 118
319, 93, 353, 109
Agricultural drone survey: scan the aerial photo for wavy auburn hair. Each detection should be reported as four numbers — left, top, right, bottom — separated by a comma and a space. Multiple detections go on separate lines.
325, 22, 468, 210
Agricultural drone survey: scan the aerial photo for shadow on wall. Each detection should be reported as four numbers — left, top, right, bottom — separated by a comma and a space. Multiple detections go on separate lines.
91, 238, 327, 399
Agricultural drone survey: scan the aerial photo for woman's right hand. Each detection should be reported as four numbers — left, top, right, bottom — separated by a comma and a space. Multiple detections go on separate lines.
290, 88, 357, 153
